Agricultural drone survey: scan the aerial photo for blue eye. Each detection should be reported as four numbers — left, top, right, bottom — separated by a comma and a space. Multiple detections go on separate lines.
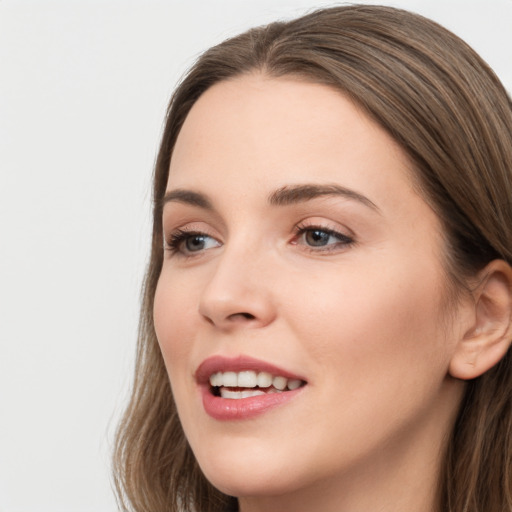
166, 230, 221, 255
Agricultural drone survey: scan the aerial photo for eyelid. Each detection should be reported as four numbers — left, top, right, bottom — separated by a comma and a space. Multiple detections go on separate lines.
163, 221, 218, 242
294, 217, 355, 237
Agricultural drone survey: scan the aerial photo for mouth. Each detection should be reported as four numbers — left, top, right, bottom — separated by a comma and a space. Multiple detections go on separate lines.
196, 355, 307, 419
209, 370, 306, 399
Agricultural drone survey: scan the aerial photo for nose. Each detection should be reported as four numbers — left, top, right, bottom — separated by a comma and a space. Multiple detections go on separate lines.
198, 245, 276, 330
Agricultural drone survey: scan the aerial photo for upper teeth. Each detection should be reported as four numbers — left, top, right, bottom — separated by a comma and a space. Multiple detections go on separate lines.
209, 370, 302, 391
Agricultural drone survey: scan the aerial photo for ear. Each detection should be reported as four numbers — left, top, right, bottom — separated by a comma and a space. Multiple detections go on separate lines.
449, 259, 512, 380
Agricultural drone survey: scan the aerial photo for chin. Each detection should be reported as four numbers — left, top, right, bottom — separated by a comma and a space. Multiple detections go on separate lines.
204, 469, 301, 500
195, 445, 306, 498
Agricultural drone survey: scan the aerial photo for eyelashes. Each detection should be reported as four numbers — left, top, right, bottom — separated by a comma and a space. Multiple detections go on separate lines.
164, 224, 355, 257
165, 228, 220, 256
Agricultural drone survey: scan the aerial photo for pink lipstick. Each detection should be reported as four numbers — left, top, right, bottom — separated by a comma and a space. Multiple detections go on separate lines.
196, 355, 306, 420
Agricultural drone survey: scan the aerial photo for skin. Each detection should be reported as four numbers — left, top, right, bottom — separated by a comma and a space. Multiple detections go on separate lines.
153, 75, 470, 512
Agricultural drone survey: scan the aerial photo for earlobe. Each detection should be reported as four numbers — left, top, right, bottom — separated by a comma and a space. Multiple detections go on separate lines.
449, 260, 512, 380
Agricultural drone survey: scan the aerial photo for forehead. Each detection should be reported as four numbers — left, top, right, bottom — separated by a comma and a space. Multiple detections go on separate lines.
167, 74, 417, 212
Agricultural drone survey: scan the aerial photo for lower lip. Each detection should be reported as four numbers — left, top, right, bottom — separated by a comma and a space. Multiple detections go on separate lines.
201, 386, 305, 420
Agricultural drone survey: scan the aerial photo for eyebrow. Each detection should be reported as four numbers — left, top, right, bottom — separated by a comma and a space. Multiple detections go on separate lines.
161, 183, 380, 213
268, 184, 380, 212
160, 189, 213, 211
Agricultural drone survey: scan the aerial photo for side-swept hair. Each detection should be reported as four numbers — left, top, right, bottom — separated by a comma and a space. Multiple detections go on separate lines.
114, 5, 512, 511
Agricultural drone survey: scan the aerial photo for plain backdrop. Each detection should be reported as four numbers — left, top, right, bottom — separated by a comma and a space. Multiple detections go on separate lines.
1, 1, 511, 511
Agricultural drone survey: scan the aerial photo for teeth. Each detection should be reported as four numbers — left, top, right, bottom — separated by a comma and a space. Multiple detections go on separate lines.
220, 389, 266, 399
257, 371, 272, 387
209, 370, 304, 392
237, 370, 257, 387
273, 376, 287, 390
210, 372, 223, 387
223, 371, 238, 387
287, 379, 302, 390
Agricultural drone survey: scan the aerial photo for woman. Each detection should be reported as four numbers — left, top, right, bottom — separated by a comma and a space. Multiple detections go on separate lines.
113, 5, 512, 512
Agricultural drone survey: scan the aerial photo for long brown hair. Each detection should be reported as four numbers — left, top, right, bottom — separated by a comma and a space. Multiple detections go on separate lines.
113, 5, 512, 511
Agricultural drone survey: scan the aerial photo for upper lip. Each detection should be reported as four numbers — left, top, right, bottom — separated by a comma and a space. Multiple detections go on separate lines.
195, 355, 306, 385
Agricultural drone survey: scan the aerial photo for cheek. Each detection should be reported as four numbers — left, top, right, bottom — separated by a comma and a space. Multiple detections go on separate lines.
153, 273, 204, 431
274, 263, 455, 470
287, 260, 452, 388
153, 274, 197, 369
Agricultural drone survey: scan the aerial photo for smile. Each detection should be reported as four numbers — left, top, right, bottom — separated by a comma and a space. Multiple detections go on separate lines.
197, 355, 307, 419
210, 370, 304, 398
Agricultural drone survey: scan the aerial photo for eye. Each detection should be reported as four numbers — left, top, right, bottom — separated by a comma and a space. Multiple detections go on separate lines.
304, 229, 337, 247
294, 224, 354, 251
165, 229, 221, 256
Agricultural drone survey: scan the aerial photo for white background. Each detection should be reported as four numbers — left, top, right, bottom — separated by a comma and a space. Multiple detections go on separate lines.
1, 1, 511, 511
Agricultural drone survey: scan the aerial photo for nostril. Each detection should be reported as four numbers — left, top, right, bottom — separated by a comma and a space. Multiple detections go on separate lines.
228, 312, 256, 321
200, 310, 258, 326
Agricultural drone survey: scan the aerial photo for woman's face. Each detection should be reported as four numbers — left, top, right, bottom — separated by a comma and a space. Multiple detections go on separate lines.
154, 76, 466, 508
